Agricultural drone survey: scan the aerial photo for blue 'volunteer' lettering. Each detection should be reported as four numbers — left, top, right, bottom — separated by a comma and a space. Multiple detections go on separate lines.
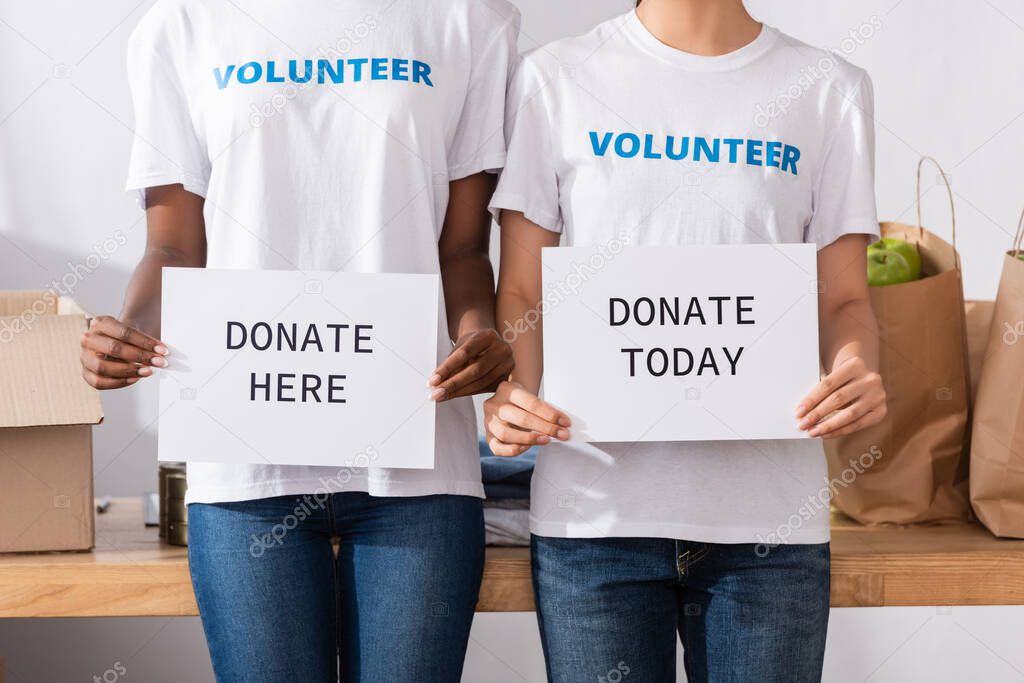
213, 58, 434, 90
589, 131, 801, 176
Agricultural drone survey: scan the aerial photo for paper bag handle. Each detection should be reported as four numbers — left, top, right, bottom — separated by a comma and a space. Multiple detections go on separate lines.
1014, 207, 1024, 256
915, 156, 960, 270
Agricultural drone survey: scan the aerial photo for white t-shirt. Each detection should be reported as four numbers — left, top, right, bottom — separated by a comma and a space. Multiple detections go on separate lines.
491, 12, 879, 544
126, 0, 520, 504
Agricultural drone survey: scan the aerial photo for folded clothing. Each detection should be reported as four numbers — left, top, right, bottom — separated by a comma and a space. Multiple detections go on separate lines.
483, 498, 530, 547
479, 438, 537, 499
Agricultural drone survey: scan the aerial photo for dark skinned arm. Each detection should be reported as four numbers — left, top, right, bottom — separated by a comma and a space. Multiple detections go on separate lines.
80, 184, 205, 389
429, 172, 514, 401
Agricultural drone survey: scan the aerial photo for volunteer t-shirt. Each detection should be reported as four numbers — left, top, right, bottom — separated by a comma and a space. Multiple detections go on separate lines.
491, 11, 879, 544
126, 0, 519, 504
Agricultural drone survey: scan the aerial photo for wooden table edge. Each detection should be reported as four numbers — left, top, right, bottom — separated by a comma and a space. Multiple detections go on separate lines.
4, 501, 1024, 616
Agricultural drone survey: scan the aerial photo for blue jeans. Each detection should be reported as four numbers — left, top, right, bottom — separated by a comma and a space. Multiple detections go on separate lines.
531, 536, 829, 683
188, 493, 484, 683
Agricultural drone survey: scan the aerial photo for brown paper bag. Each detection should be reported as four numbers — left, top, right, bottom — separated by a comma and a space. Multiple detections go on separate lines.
970, 212, 1024, 537
825, 157, 971, 524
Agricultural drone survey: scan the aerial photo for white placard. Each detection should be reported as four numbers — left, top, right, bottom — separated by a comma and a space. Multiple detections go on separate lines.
542, 245, 820, 442
158, 268, 438, 468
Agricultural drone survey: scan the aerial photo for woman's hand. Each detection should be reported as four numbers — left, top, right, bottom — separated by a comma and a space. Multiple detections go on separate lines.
429, 328, 514, 401
796, 355, 886, 439
483, 380, 571, 456
80, 315, 169, 389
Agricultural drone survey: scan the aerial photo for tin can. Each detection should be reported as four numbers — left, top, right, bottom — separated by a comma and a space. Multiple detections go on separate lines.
161, 465, 188, 546
158, 463, 186, 538
167, 518, 188, 547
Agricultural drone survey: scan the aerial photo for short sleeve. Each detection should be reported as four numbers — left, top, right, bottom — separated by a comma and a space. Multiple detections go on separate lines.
488, 55, 562, 234
805, 71, 879, 248
125, 19, 210, 203
446, 7, 520, 181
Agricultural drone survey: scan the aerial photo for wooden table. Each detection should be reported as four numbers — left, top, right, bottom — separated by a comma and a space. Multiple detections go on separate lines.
2, 498, 1024, 618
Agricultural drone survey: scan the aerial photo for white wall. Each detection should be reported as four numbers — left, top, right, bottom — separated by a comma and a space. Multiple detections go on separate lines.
2, 1, 1023, 681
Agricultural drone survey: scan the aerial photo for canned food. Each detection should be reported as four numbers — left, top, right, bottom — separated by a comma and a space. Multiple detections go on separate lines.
159, 464, 187, 542
165, 472, 188, 500
167, 519, 188, 547
166, 497, 187, 524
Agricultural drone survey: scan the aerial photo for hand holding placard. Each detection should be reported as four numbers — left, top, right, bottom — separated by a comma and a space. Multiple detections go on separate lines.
483, 380, 572, 457
79, 316, 169, 389
428, 328, 514, 401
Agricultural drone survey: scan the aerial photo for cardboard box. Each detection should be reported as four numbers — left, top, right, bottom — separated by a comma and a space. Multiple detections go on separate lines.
0, 290, 103, 552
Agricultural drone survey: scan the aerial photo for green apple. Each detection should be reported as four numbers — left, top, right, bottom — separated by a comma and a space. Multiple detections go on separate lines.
868, 238, 922, 280
867, 250, 914, 287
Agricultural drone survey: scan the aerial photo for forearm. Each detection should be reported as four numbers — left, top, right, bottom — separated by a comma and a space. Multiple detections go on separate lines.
494, 210, 560, 395
437, 172, 500, 342
120, 247, 203, 338
120, 185, 207, 337
439, 249, 497, 341
816, 234, 879, 373
820, 297, 879, 374
497, 287, 544, 394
